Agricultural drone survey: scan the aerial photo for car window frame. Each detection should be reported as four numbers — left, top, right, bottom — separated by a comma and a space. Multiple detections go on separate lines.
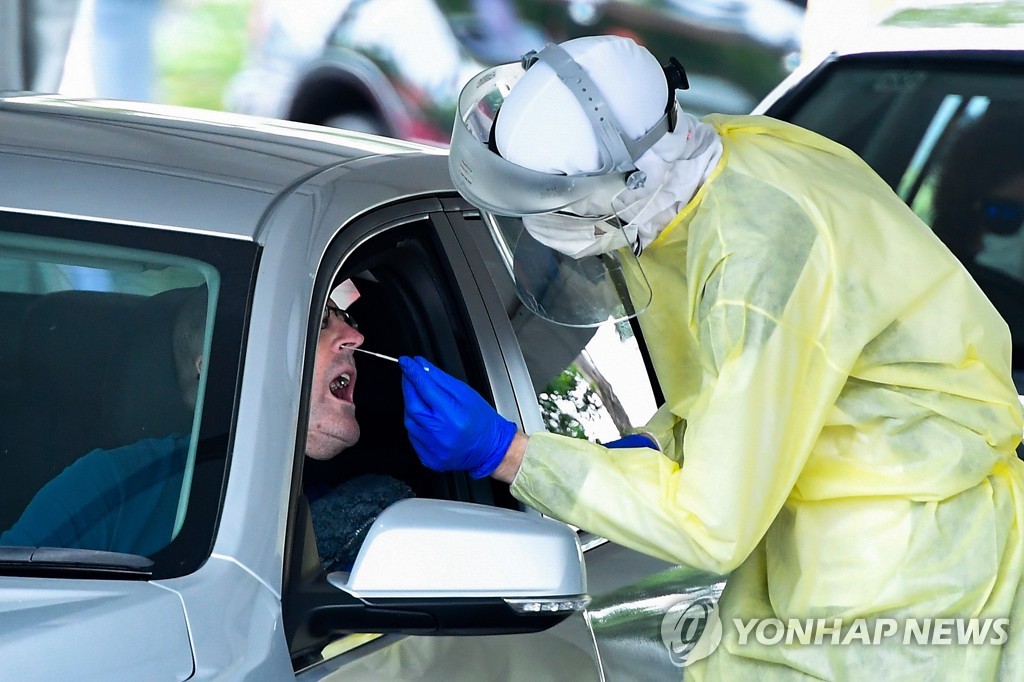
284, 197, 526, 672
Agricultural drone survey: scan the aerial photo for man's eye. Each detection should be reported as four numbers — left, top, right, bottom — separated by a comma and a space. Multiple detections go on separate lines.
321, 308, 337, 329
340, 310, 359, 330
321, 307, 357, 330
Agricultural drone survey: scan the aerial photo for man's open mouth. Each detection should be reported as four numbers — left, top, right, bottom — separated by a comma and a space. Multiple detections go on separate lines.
329, 373, 352, 399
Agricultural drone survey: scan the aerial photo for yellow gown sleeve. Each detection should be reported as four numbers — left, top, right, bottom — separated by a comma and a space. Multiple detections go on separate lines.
512, 323, 842, 574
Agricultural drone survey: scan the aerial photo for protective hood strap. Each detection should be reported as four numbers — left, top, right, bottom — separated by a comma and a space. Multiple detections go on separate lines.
617, 110, 723, 251
526, 44, 672, 173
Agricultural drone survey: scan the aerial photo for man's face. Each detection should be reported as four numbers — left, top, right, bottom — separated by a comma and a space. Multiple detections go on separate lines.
306, 302, 364, 460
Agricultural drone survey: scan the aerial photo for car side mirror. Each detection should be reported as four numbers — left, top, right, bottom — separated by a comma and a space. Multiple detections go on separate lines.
309, 498, 588, 638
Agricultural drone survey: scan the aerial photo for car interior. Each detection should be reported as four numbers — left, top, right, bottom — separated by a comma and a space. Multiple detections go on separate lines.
0, 286, 198, 533
300, 218, 519, 527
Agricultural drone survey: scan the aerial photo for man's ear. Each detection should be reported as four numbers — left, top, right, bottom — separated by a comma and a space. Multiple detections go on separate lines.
194, 355, 203, 379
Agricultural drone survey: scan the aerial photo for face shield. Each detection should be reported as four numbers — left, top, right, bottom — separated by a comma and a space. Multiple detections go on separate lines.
449, 40, 686, 327
486, 212, 653, 327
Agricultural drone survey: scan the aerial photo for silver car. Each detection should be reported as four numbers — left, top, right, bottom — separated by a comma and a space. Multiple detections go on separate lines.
0, 95, 722, 680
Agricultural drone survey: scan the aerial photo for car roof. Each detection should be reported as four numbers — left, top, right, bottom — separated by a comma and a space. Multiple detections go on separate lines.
754, 1, 1024, 116
833, 1, 1024, 57
0, 94, 451, 240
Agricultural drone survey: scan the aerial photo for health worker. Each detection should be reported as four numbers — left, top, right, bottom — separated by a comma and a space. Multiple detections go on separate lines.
400, 35, 1024, 679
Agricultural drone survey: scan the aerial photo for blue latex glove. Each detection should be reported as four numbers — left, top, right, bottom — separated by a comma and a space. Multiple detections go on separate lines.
400, 356, 518, 479
602, 433, 661, 451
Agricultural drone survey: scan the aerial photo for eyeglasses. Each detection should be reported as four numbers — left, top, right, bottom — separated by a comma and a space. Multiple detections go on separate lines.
976, 199, 1024, 235
321, 305, 359, 331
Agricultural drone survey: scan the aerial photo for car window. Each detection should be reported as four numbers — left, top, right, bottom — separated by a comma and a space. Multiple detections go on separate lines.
775, 60, 1024, 388
0, 212, 257, 578
287, 206, 523, 671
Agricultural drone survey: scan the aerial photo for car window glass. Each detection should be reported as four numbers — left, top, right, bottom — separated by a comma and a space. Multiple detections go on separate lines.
0, 215, 256, 578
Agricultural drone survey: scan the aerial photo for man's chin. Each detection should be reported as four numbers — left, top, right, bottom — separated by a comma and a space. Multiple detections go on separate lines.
305, 429, 360, 460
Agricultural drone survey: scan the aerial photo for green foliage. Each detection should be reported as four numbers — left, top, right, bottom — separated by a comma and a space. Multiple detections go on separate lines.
538, 365, 602, 439
886, 2, 1024, 28
155, 0, 253, 110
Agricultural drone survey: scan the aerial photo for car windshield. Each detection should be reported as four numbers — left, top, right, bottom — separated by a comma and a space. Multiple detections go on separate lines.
0, 213, 256, 579
777, 59, 1024, 389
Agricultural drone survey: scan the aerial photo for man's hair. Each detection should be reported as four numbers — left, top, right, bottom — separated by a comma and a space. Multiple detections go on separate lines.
172, 287, 208, 409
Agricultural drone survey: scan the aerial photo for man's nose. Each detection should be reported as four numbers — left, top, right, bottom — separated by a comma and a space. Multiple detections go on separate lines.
337, 325, 364, 350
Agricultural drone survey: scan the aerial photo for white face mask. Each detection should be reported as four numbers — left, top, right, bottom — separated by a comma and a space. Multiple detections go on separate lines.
520, 111, 724, 260
522, 210, 639, 259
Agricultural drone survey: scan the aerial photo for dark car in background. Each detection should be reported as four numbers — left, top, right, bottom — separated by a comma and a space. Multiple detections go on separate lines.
756, 0, 1024, 395
227, 0, 804, 144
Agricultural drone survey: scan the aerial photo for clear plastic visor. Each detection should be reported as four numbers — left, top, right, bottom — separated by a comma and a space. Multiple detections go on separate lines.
448, 62, 628, 217
485, 213, 652, 327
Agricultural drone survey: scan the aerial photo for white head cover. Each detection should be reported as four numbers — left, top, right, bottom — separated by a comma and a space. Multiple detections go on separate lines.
495, 35, 668, 177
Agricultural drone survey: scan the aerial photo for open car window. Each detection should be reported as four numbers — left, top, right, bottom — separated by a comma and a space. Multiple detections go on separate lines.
287, 203, 521, 669
0, 212, 257, 579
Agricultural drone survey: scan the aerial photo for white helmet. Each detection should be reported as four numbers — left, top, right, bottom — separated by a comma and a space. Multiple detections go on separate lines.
449, 36, 687, 217
497, 36, 668, 177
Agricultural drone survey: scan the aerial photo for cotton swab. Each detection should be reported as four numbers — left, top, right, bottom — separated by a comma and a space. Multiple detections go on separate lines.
352, 347, 399, 363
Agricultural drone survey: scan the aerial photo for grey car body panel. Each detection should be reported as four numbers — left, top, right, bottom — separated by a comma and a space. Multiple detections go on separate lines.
0, 95, 439, 238
0, 577, 194, 679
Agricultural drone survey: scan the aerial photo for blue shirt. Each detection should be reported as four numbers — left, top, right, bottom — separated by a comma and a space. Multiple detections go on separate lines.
0, 434, 189, 556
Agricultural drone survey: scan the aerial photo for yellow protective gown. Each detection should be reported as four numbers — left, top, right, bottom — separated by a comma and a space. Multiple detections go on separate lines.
510, 114, 1024, 680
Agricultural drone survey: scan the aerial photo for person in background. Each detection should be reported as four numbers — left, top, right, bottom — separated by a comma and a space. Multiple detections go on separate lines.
930, 109, 1024, 393
2, 283, 411, 570
0, 287, 209, 555
399, 35, 1024, 679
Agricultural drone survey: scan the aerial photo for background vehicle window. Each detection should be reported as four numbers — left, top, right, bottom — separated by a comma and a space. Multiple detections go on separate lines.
778, 62, 1024, 387
0, 215, 256, 578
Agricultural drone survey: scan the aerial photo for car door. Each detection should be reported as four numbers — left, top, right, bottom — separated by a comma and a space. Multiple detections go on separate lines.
281, 198, 602, 680
0, 209, 256, 680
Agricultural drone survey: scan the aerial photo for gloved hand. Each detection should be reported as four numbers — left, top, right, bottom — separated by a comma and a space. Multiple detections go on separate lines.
400, 356, 518, 479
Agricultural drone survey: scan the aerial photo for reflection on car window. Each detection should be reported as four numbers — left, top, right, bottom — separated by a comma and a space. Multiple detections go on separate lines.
783, 63, 1024, 389
470, 214, 659, 442
0, 219, 248, 574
